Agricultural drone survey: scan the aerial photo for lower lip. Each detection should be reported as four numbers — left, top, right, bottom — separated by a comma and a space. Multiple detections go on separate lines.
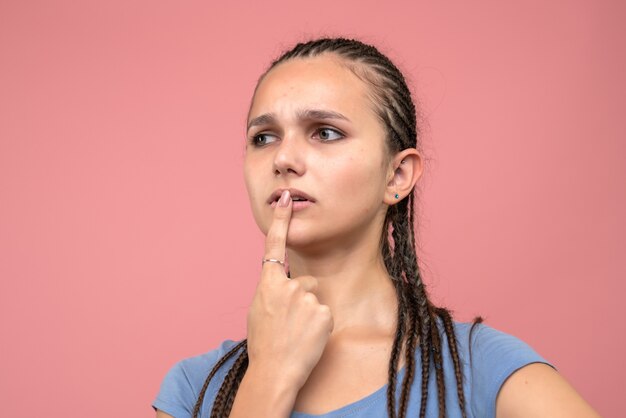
270, 200, 314, 211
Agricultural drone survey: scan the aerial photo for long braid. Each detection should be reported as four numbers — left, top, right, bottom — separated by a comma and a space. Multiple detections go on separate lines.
191, 339, 246, 417
430, 312, 446, 418
192, 37, 474, 418
391, 198, 436, 418
385, 236, 408, 417
407, 178, 450, 418
386, 284, 406, 417
401, 283, 421, 418
216, 349, 249, 417
436, 307, 468, 418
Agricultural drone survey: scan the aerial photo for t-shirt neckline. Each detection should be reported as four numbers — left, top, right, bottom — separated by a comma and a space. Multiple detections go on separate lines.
290, 364, 408, 418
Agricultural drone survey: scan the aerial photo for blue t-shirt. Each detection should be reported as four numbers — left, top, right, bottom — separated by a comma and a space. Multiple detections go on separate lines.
152, 322, 554, 417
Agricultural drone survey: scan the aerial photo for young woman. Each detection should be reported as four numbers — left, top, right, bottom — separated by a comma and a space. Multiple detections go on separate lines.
153, 37, 600, 418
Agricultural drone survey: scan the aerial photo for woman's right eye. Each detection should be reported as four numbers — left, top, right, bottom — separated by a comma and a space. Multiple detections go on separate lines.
250, 133, 277, 147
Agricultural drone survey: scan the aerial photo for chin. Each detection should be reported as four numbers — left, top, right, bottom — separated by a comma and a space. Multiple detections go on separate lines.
284, 224, 311, 244
286, 228, 338, 255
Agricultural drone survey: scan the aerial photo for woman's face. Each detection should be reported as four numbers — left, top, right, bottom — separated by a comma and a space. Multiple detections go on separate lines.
244, 53, 393, 251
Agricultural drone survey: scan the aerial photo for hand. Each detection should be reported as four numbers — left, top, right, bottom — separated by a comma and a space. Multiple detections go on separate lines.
246, 190, 334, 389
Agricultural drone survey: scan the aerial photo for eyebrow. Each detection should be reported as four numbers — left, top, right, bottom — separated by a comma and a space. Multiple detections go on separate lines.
246, 109, 351, 131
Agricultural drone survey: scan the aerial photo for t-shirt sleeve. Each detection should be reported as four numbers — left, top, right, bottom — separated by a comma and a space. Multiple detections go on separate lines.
467, 324, 556, 418
152, 339, 240, 418
152, 360, 198, 418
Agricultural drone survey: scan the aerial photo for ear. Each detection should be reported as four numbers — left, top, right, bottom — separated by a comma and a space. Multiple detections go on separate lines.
384, 148, 423, 205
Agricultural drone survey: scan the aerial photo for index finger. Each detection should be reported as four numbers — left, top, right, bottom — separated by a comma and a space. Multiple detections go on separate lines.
263, 190, 292, 272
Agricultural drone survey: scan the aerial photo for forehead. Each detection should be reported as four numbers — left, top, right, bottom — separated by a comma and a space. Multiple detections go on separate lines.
248, 54, 377, 122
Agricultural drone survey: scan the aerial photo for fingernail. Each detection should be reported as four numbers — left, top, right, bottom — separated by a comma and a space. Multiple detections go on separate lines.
278, 190, 290, 207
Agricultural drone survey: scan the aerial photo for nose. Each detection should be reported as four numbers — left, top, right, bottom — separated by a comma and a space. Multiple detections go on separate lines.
273, 132, 305, 177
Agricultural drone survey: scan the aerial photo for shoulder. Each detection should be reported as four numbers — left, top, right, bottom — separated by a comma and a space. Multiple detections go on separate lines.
447, 321, 556, 418
152, 338, 244, 418
449, 322, 599, 417
496, 362, 601, 418
449, 321, 552, 371
453, 321, 549, 364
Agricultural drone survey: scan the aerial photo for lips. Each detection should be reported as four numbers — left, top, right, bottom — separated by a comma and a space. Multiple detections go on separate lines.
267, 188, 316, 204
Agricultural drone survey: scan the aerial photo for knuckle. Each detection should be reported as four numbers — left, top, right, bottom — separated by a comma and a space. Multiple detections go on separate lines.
306, 276, 319, 289
297, 275, 313, 285
318, 304, 331, 318
320, 306, 334, 331
303, 292, 318, 305
257, 273, 270, 286
285, 280, 300, 294
261, 263, 282, 278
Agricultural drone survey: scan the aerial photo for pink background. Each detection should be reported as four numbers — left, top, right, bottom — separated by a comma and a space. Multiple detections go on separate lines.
1, 1, 624, 417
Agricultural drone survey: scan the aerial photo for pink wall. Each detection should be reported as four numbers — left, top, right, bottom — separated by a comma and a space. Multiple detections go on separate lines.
1, 1, 623, 416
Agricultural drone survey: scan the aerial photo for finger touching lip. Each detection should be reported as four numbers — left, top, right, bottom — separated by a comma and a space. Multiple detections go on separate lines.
267, 188, 316, 204
270, 199, 314, 210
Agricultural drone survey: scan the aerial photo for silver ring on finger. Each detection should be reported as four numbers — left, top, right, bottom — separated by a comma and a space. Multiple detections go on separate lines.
262, 258, 285, 267
261, 258, 290, 279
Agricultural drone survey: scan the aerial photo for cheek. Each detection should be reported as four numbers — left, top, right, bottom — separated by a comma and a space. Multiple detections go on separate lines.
324, 153, 384, 204
243, 161, 266, 222
243, 156, 263, 195
243, 164, 255, 201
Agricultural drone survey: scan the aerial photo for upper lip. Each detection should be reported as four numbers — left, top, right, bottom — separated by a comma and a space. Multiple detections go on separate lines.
267, 188, 316, 204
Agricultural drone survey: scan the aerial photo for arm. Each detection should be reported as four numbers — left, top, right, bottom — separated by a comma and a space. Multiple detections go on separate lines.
156, 362, 298, 418
227, 190, 331, 417
228, 364, 299, 418
155, 193, 326, 418
496, 363, 602, 418
154, 364, 298, 418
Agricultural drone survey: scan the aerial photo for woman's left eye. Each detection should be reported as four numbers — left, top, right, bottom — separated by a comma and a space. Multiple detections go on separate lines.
315, 128, 344, 141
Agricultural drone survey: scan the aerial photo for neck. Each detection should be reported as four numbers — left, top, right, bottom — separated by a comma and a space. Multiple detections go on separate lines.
286, 240, 399, 337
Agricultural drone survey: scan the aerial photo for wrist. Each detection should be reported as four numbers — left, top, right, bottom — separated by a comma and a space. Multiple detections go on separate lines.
232, 363, 300, 416
245, 362, 302, 393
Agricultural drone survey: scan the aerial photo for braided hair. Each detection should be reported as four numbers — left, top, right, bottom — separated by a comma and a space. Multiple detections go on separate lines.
192, 37, 482, 418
